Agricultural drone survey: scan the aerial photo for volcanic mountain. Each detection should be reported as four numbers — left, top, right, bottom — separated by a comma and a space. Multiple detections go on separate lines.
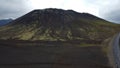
0, 8, 119, 42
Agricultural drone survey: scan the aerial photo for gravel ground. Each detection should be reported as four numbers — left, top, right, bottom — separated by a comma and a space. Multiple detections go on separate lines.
0, 43, 111, 68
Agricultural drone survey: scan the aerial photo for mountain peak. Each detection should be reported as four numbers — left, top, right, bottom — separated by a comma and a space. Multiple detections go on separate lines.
32, 8, 76, 13
29, 8, 80, 17
11, 8, 79, 25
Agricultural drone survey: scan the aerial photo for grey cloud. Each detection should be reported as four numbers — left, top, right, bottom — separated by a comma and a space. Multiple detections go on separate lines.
98, 0, 120, 23
0, 0, 30, 19
0, 0, 120, 24
101, 9, 120, 23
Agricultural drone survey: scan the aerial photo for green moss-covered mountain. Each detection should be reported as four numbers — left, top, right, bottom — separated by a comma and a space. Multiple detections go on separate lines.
0, 8, 119, 42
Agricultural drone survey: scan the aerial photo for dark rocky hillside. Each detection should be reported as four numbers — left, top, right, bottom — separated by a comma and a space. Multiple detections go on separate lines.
0, 8, 119, 43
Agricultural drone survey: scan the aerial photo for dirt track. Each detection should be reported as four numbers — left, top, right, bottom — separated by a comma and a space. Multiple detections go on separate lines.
0, 43, 111, 68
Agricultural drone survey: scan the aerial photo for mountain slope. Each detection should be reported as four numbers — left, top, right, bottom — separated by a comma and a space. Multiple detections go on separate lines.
0, 19, 12, 26
0, 8, 119, 43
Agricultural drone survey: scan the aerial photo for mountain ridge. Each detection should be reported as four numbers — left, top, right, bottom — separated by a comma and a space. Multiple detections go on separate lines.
0, 19, 12, 26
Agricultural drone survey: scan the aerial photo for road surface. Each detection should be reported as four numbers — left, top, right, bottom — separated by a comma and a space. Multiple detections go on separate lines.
112, 33, 120, 68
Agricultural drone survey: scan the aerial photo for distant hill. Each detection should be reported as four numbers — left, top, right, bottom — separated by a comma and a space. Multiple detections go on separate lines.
0, 8, 119, 43
0, 19, 12, 26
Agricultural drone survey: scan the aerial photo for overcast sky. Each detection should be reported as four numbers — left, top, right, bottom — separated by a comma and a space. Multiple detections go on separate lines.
0, 0, 120, 23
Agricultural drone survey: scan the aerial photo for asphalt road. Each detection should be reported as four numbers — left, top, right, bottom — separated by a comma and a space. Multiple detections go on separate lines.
112, 33, 120, 68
